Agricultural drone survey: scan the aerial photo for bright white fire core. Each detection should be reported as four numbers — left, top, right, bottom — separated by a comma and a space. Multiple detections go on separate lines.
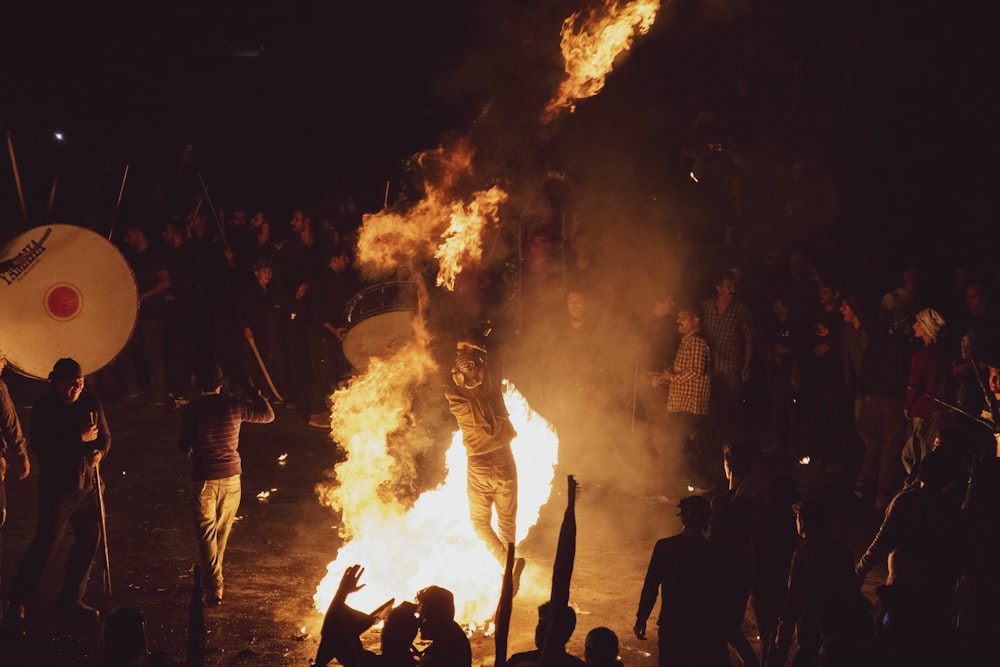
312, 374, 559, 625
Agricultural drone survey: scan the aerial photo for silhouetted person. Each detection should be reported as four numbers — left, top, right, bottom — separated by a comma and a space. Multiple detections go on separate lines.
414, 585, 471, 667
584, 626, 623, 667
772, 500, 871, 667
749, 474, 799, 667
709, 443, 762, 667
509, 601, 586, 666
8, 358, 110, 622
855, 447, 965, 665
306, 242, 362, 428
314, 564, 418, 667
635, 495, 729, 667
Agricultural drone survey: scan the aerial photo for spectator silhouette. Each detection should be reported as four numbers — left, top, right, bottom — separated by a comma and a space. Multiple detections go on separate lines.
509, 601, 586, 666
856, 447, 966, 665
314, 564, 417, 667
772, 499, 872, 667
709, 443, 762, 667
749, 474, 799, 667
414, 585, 472, 667
584, 626, 622, 667
635, 495, 728, 667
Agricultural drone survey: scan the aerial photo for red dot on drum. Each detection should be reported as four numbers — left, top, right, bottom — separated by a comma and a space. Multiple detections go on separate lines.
46, 284, 82, 320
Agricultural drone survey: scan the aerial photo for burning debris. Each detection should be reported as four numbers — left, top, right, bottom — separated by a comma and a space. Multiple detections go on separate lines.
543, 0, 660, 122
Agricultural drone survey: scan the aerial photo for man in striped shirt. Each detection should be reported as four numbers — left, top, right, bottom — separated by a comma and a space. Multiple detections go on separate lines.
179, 365, 274, 606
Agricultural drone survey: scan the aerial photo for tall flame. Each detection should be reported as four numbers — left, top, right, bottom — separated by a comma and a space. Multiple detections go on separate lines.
355, 139, 506, 292
313, 363, 559, 623
314, 139, 548, 626
543, 0, 660, 123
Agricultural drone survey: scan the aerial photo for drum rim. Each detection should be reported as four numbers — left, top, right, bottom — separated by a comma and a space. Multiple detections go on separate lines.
0, 224, 139, 380
346, 280, 418, 326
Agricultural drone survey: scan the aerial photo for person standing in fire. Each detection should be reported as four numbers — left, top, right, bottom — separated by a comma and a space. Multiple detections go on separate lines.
445, 334, 525, 593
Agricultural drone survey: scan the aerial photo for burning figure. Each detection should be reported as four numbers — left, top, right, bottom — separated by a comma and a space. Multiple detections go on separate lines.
445, 335, 525, 592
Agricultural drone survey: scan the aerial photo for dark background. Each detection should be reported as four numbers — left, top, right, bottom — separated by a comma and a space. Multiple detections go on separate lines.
1, 0, 997, 257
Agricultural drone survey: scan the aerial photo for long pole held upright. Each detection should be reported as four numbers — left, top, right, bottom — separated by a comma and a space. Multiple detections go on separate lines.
107, 164, 130, 241
95, 462, 112, 596
197, 171, 230, 251
5, 130, 29, 227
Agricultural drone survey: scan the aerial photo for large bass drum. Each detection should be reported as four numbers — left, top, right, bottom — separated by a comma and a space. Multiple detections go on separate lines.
341, 281, 418, 371
0, 225, 138, 379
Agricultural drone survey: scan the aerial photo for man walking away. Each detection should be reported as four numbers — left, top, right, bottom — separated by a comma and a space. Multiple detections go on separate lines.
179, 364, 274, 606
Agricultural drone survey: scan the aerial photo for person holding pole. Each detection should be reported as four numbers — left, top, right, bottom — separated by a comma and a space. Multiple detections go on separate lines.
178, 362, 274, 606
7, 358, 110, 623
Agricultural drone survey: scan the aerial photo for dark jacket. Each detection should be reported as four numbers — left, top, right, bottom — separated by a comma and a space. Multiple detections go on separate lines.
29, 389, 110, 496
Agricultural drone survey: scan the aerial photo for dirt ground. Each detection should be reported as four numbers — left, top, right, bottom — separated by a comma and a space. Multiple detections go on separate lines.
0, 372, 883, 666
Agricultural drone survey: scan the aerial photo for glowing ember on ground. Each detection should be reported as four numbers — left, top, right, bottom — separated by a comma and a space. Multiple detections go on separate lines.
543, 0, 660, 122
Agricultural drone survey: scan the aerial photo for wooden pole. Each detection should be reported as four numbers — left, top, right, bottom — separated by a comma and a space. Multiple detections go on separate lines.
5, 130, 29, 227
107, 164, 129, 241
45, 176, 58, 224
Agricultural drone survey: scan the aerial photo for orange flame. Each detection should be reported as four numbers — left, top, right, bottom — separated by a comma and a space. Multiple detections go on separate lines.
315, 137, 549, 626
355, 139, 506, 292
313, 368, 559, 624
543, 0, 660, 123
434, 185, 508, 291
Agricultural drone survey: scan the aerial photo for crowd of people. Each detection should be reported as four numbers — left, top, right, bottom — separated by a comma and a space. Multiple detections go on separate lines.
4, 183, 1000, 665
90, 197, 364, 433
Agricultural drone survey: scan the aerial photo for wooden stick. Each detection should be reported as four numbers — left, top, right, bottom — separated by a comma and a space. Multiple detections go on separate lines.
248, 337, 284, 402
45, 176, 58, 224
107, 164, 130, 241
5, 130, 29, 226
197, 172, 230, 250
95, 463, 112, 596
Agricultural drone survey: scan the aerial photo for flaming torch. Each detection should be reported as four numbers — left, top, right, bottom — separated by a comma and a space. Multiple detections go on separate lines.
542, 0, 660, 123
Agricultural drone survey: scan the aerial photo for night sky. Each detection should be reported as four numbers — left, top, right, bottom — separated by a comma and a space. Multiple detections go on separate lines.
1, 0, 996, 253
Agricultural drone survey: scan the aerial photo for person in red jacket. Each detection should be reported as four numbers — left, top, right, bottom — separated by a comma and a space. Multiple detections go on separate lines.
901, 308, 948, 486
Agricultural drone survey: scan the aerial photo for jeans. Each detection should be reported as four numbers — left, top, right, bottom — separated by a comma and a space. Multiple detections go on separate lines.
191, 475, 241, 597
466, 448, 517, 564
